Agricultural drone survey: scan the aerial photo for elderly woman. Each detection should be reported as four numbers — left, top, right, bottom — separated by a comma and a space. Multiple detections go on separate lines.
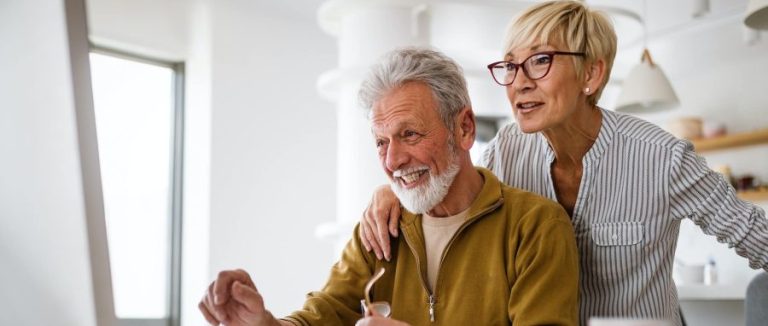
358, 1, 768, 325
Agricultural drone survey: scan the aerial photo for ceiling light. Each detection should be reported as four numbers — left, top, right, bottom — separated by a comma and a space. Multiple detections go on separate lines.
745, 0, 768, 30
615, 0, 679, 113
615, 49, 679, 113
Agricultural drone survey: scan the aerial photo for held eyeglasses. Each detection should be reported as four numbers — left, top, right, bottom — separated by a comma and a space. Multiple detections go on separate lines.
361, 267, 391, 317
487, 51, 585, 86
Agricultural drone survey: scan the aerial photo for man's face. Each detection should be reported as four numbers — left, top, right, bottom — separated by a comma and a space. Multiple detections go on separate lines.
371, 82, 460, 214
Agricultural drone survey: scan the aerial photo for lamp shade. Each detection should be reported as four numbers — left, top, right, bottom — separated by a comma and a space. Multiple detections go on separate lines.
745, 0, 768, 30
615, 49, 679, 113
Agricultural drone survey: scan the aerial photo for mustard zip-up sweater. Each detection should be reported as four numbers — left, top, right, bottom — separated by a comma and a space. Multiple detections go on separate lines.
284, 168, 579, 325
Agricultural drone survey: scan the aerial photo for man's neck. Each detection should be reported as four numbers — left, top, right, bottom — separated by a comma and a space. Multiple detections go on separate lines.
427, 161, 483, 218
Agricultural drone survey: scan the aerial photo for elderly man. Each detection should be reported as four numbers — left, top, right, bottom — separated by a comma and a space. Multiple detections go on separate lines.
199, 48, 579, 326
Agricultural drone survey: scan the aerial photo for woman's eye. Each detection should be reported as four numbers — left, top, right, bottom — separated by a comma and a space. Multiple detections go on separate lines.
531, 55, 551, 66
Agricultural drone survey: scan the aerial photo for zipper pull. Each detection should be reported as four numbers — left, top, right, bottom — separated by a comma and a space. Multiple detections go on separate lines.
428, 295, 435, 322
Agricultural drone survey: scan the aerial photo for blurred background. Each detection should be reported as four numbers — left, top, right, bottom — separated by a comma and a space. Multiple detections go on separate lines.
2, 0, 768, 325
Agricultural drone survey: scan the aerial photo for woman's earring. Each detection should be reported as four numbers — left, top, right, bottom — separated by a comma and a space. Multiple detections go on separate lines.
584, 87, 590, 94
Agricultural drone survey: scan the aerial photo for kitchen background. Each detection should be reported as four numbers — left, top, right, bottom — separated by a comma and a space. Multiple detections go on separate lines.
2, 0, 767, 325
76, 0, 768, 325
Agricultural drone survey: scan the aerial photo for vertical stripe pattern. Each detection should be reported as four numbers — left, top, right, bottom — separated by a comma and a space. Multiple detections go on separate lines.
479, 108, 768, 325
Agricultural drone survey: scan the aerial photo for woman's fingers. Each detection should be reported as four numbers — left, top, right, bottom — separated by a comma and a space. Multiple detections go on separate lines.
362, 212, 384, 260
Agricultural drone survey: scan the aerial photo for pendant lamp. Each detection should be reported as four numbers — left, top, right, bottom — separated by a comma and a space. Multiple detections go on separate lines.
745, 0, 768, 30
614, 0, 679, 113
614, 49, 679, 113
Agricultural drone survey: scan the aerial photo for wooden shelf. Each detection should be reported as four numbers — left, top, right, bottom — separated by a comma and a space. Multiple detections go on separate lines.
737, 189, 768, 202
692, 128, 768, 153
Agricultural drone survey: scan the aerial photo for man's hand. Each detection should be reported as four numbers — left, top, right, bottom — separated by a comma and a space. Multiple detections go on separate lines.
360, 184, 401, 261
198, 269, 286, 326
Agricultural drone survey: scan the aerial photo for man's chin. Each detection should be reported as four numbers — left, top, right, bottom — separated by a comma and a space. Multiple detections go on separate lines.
392, 186, 435, 215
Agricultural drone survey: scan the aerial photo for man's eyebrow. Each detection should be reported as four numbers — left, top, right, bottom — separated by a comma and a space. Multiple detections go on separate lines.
371, 120, 422, 136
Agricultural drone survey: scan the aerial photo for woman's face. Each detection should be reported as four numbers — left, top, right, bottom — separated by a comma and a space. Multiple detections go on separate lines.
504, 42, 588, 134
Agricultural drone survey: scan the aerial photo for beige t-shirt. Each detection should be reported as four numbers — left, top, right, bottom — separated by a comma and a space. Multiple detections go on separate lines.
421, 207, 470, 292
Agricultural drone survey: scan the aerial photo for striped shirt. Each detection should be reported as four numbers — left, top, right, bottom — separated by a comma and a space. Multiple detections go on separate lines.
479, 108, 768, 326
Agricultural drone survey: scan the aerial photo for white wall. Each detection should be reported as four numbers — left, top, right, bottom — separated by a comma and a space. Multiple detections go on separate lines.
0, 0, 102, 325
207, 0, 338, 318
181, 0, 213, 324
87, 0, 188, 59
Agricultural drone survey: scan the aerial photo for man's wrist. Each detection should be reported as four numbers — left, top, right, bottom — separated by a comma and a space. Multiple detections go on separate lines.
276, 316, 298, 326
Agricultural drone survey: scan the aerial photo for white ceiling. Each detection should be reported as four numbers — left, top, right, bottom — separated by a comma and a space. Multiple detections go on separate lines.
257, 0, 751, 45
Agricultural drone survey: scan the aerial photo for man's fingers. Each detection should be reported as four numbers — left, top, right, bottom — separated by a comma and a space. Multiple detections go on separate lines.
367, 304, 382, 317
207, 282, 227, 321
212, 269, 253, 305
198, 297, 219, 325
230, 281, 266, 314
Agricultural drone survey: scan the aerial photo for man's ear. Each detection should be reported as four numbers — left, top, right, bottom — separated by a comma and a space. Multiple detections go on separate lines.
455, 107, 476, 151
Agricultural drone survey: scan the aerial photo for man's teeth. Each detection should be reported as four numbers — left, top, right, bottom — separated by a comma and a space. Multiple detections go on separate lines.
400, 171, 423, 184
520, 102, 538, 109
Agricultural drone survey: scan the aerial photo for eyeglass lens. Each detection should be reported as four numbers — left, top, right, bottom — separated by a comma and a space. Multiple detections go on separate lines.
490, 53, 553, 86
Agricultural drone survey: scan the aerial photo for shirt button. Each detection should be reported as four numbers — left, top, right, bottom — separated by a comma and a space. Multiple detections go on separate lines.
612, 234, 618, 240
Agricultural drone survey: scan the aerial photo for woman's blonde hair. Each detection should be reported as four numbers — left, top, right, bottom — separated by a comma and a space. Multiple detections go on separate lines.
503, 0, 617, 105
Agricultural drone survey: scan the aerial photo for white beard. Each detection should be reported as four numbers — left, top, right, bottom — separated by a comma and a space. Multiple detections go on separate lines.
390, 154, 460, 215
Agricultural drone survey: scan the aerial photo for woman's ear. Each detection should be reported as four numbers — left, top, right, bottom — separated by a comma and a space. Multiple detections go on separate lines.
584, 59, 606, 95
455, 107, 476, 151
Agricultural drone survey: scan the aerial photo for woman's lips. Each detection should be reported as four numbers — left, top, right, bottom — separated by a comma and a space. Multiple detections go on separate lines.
516, 101, 544, 113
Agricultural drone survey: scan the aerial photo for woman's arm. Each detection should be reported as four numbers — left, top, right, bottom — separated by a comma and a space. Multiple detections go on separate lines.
669, 140, 768, 271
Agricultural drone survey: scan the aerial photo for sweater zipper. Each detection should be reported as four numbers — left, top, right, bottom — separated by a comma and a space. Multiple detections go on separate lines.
428, 294, 435, 322
404, 198, 504, 323
402, 232, 435, 322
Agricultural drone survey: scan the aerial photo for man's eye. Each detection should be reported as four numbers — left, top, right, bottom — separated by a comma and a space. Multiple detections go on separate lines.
375, 140, 385, 148
404, 130, 418, 138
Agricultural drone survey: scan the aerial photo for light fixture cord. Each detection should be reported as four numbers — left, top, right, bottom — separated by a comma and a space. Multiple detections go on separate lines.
640, 0, 656, 67
643, 0, 648, 48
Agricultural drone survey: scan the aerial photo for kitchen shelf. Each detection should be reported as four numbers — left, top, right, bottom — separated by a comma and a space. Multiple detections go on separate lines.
692, 128, 768, 153
677, 284, 745, 301
737, 189, 768, 202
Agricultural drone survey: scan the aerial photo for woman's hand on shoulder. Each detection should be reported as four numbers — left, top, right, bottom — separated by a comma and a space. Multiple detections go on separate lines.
359, 184, 401, 261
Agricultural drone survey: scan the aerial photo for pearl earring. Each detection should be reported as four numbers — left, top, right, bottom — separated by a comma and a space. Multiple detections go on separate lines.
584, 87, 590, 94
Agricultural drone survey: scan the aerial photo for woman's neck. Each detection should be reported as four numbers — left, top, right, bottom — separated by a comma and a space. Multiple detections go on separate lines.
542, 106, 603, 167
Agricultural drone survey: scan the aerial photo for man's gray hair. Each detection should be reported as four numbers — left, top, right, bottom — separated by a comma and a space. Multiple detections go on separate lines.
358, 47, 471, 131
